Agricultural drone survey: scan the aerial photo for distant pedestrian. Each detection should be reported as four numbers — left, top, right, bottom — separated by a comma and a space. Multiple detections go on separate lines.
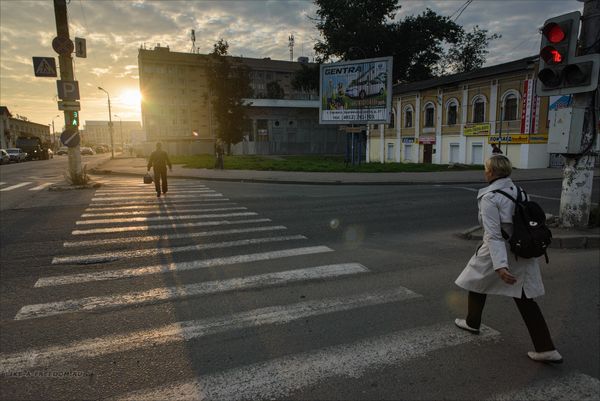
215, 141, 224, 170
491, 143, 503, 155
454, 155, 562, 363
147, 142, 172, 197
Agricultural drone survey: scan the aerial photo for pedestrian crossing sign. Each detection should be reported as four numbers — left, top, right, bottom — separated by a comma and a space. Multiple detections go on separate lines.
32, 57, 57, 77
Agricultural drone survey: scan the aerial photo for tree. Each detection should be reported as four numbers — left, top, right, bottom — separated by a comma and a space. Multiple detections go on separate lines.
204, 39, 253, 153
445, 26, 501, 74
291, 62, 320, 93
310, 0, 499, 83
266, 80, 285, 99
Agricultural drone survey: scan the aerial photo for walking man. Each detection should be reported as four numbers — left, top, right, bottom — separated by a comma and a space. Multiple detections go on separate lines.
147, 142, 172, 197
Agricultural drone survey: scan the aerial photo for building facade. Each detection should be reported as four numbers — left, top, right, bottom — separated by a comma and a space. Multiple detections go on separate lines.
138, 45, 344, 156
83, 120, 143, 149
0, 106, 51, 149
367, 56, 553, 169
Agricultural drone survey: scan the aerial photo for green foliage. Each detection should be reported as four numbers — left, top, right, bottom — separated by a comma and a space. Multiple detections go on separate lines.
292, 63, 321, 92
266, 81, 285, 99
311, 0, 499, 82
204, 39, 253, 151
171, 154, 484, 173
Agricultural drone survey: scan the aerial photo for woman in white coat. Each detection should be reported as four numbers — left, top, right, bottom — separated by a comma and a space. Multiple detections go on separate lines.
455, 155, 562, 363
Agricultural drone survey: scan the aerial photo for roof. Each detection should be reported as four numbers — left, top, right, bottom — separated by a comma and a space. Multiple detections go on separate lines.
393, 56, 538, 95
0, 106, 12, 117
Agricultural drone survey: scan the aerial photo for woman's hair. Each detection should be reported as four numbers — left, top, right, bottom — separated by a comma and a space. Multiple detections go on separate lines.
485, 155, 512, 178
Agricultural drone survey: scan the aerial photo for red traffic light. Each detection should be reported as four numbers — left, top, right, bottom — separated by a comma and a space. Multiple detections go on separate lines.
542, 23, 566, 43
540, 46, 564, 64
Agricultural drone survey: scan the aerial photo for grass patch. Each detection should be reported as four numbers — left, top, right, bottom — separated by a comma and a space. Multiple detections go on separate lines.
170, 154, 484, 173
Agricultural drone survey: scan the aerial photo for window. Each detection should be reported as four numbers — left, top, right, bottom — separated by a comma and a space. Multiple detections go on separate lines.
404, 108, 413, 128
473, 97, 485, 123
424, 103, 435, 127
387, 143, 394, 161
389, 112, 395, 128
447, 101, 458, 125
449, 143, 460, 163
503, 94, 518, 121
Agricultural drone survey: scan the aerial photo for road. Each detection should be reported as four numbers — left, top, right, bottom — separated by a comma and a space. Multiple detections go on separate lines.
0, 168, 599, 400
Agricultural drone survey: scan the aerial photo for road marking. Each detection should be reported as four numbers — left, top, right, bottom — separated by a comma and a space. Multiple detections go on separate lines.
72, 218, 272, 235
36, 246, 333, 287
63, 225, 287, 248
115, 322, 500, 401
52, 235, 307, 265
488, 372, 600, 401
0, 182, 6, 186
94, 189, 215, 199
75, 212, 257, 225
17, 262, 365, 320
1, 287, 419, 374
0, 182, 32, 192
29, 182, 54, 191
91, 194, 223, 201
84, 199, 231, 210
81, 207, 247, 218
95, 186, 208, 192
88, 198, 230, 206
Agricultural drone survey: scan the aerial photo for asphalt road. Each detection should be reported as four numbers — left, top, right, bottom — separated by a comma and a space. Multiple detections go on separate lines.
0, 171, 598, 400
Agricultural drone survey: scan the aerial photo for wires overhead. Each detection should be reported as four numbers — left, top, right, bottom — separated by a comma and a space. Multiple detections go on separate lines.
450, 0, 474, 22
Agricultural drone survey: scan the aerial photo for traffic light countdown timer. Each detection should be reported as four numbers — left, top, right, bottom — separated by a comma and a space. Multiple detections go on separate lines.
537, 11, 600, 96
65, 110, 79, 127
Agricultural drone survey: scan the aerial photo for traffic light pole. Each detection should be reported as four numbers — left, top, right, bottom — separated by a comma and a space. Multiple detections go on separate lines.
53, 0, 82, 182
559, 0, 599, 227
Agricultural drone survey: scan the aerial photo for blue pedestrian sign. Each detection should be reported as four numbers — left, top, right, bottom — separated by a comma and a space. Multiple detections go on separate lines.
32, 57, 57, 77
61, 129, 80, 147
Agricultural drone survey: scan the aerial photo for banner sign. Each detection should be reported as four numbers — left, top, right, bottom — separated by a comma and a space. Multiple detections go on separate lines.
418, 136, 436, 144
488, 134, 548, 144
319, 57, 393, 124
464, 123, 490, 136
520, 79, 540, 134
402, 137, 415, 144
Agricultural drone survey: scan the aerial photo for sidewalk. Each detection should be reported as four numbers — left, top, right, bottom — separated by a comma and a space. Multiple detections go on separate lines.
87, 155, 600, 250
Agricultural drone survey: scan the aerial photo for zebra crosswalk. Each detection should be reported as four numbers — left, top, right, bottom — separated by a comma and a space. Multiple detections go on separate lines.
0, 180, 56, 192
2, 178, 598, 400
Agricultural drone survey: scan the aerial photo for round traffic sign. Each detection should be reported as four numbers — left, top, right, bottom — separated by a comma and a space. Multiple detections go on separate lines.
61, 130, 80, 147
52, 36, 74, 55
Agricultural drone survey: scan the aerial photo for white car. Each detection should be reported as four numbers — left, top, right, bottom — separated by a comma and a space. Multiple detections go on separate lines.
0, 149, 10, 164
6, 148, 27, 163
345, 73, 386, 99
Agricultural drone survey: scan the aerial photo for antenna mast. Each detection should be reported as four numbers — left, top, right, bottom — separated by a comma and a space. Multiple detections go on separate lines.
190, 29, 196, 53
288, 34, 294, 61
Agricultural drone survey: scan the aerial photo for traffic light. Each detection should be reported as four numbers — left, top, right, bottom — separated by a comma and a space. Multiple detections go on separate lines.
537, 11, 600, 96
65, 110, 79, 127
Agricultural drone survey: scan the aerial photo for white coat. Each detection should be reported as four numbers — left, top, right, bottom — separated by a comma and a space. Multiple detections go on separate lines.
455, 177, 545, 298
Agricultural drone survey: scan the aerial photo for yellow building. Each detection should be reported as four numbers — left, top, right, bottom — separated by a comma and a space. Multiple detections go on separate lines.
368, 56, 551, 169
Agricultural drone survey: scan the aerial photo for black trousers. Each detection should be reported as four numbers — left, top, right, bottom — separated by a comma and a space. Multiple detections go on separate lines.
153, 167, 168, 194
466, 291, 555, 352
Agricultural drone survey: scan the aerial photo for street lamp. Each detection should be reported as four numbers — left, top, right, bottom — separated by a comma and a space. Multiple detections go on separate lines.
51, 114, 60, 149
98, 86, 115, 158
114, 114, 123, 153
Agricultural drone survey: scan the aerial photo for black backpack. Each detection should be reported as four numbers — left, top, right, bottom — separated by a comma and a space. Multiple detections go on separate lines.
493, 187, 552, 263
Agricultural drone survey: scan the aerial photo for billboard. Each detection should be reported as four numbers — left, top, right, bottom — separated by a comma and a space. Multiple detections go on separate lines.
319, 57, 393, 124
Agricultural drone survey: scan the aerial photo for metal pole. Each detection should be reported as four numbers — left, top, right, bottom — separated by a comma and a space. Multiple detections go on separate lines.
53, 0, 82, 180
98, 87, 114, 158
559, 0, 599, 227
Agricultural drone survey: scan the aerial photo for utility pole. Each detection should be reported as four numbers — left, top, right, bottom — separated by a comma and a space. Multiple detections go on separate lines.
559, 0, 599, 227
53, 0, 82, 181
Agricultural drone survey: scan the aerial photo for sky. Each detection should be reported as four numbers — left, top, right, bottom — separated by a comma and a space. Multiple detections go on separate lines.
0, 0, 584, 132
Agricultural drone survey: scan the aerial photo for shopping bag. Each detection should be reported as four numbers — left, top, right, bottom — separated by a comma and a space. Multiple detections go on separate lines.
143, 172, 153, 184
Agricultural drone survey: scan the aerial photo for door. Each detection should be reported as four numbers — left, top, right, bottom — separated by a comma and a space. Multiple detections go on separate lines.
404, 144, 412, 162
449, 144, 460, 163
423, 144, 433, 164
472, 143, 483, 165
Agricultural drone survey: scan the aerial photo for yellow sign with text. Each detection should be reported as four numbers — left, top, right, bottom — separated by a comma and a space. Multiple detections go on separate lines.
464, 123, 490, 136
488, 134, 548, 144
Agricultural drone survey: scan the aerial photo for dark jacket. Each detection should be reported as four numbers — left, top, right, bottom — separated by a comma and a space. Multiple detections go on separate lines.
147, 149, 172, 171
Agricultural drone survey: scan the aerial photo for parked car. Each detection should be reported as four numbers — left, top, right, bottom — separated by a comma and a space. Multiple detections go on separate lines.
0, 149, 10, 164
56, 146, 68, 155
6, 148, 27, 163
80, 147, 96, 155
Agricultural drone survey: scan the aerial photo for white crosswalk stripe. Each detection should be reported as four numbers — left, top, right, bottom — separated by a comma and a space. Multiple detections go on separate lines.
87, 197, 231, 206
80, 206, 247, 217
36, 246, 332, 287
0, 287, 419, 374
487, 372, 600, 401
85, 200, 232, 211
92, 193, 222, 201
0, 182, 32, 191
94, 189, 216, 196
16, 263, 369, 320
71, 218, 271, 235
114, 322, 500, 401
51, 235, 308, 265
75, 212, 257, 225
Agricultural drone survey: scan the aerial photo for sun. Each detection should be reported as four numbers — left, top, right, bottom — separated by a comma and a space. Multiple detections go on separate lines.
118, 89, 142, 107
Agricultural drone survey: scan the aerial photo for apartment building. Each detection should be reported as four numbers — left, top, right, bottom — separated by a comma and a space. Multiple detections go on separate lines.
368, 56, 553, 169
0, 106, 51, 149
138, 45, 343, 156
83, 120, 143, 149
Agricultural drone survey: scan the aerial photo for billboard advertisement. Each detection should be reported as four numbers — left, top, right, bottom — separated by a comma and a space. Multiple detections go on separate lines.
319, 57, 393, 124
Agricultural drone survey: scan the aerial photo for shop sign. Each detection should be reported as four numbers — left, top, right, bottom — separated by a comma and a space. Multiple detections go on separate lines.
402, 137, 415, 144
418, 136, 436, 144
488, 134, 548, 144
528, 134, 549, 144
464, 123, 490, 136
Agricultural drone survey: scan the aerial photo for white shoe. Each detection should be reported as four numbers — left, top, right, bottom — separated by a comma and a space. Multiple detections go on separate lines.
527, 350, 563, 364
454, 318, 480, 334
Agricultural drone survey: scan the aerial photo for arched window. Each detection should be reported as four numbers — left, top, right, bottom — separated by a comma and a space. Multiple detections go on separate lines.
501, 90, 520, 121
389, 110, 395, 128
472, 95, 486, 123
424, 102, 435, 127
403, 105, 413, 128
446, 98, 459, 126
